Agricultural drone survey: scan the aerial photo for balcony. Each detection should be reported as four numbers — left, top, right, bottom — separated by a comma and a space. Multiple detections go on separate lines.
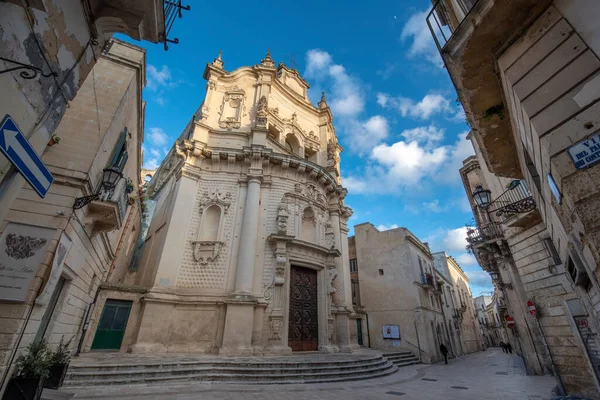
426, 0, 552, 178
466, 222, 503, 246
82, 180, 129, 235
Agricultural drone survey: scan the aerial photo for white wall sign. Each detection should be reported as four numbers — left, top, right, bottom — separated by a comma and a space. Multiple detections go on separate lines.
0, 223, 55, 302
568, 134, 600, 169
382, 324, 400, 339
36, 232, 72, 306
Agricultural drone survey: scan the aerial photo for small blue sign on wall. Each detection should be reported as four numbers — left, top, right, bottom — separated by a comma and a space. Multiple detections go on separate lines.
0, 114, 54, 198
568, 134, 600, 169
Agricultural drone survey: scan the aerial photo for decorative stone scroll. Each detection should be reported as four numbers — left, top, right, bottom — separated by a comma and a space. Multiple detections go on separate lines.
218, 86, 245, 129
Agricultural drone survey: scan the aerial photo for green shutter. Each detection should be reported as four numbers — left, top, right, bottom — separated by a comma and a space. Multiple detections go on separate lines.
109, 129, 128, 168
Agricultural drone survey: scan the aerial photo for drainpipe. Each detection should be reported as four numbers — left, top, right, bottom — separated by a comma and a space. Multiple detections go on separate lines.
366, 313, 371, 348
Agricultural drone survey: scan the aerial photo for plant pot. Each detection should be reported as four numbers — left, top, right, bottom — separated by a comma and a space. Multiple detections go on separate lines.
47, 138, 56, 147
2, 376, 46, 400
44, 362, 69, 390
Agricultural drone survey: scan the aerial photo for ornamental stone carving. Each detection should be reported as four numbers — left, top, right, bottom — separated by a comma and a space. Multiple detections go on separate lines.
192, 241, 223, 265
218, 87, 245, 129
256, 95, 268, 127
269, 317, 283, 340
199, 191, 232, 213
276, 203, 289, 234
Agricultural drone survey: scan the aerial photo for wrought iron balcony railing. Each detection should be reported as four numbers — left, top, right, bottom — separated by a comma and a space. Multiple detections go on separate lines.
421, 273, 435, 288
162, 1, 191, 50
488, 180, 536, 218
427, 0, 481, 51
466, 222, 503, 246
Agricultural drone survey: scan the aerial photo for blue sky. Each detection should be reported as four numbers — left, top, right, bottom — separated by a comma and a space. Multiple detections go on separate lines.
119, 0, 493, 296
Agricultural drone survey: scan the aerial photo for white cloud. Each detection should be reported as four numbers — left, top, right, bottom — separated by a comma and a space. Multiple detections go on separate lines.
148, 127, 168, 147
401, 125, 444, 148
143, 157, 160, 170
456, 253, 477, 266
401, 8, 443, 67
376, 63, 398, 80
377, 224, 399, 231
305, 49, 389, 153
376, 93, 389, 107
466, 270, 492, 288
149, 148, 162, 158
423, 199, 445, 213
343, 176, 368, 193
378, 92, 452, 120
443, 227, 469, 252
146, 65, 172, 91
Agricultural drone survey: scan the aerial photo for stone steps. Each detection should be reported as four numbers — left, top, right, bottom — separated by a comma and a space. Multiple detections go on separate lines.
382, 351, 421, 367
63, 355, 400, 387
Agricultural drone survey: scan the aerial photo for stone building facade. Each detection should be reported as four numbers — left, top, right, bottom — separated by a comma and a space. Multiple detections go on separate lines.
349, 223, 446, 363
0, 39, 145, 392
433, 252, 481, 355
430, 1, 600, 396
83, 52, 357, 356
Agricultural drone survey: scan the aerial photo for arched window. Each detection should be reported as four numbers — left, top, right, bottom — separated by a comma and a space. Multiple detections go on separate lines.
285, 133, 301, 155
302, 207, 316, 243
199, 205, 221, 241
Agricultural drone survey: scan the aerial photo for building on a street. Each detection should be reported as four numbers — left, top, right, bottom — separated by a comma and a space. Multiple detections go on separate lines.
349, 223, 446, 363
81, 52, 357, 356
0, 39, 146, 392
428, 1, 600, 396
433, 263, 460, 358
433, 252, 481, 354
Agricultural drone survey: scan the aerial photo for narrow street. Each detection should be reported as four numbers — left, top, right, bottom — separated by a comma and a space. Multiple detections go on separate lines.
67, 348, 556, 400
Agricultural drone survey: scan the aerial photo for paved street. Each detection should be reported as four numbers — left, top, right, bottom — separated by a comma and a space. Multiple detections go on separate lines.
66, 348, 556, 400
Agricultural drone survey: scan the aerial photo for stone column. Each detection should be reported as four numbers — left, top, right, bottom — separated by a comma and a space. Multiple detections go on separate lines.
329, 208, 352, 352
221, 174, 262, 355
233, 175, 262, 293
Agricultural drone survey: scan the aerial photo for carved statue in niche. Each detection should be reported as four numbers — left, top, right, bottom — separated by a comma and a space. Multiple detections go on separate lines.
276, 203, 289, 235
218, 87, 245, 129
324, 222, 335, 249
327, 140, 336, 162
256, 95, 268, 127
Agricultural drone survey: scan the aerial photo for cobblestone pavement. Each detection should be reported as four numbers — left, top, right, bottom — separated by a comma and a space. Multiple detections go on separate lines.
67, 348, 556, 400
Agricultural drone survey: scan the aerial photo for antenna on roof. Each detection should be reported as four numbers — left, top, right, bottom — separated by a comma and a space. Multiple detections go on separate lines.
284, 53, 299, 70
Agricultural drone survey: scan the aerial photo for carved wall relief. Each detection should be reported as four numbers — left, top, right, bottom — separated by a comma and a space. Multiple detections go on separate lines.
191, 191, 233, 266
218, 87, 245, 129
276, 203, 289, 235
269, 317, 283, 340
256, 95, 268, 127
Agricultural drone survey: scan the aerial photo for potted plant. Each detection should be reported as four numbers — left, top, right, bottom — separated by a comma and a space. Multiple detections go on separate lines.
125, 178, 134, 194
48, 134, 61, 147
128, 193, 137, 205
3, 340, 51, 400
44, 336, 73, 390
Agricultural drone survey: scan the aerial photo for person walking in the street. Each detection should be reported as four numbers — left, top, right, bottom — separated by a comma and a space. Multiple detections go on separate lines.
499, 341, 506, 353
440, 343, 448, 364
506, 342, 512, 354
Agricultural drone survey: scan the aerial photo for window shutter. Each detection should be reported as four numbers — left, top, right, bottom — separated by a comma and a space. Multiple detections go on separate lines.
117, 151, 129, 172
109, 129, 128, 168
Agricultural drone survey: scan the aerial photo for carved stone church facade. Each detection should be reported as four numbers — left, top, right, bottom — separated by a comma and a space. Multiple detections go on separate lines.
86, 51, 358, 355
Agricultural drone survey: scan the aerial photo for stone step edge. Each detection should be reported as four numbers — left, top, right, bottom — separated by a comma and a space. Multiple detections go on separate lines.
65, 359, 389, 379
63, 362, 396, 387
66, 365, 399, 394
390, 361, 420, 366
385, 355, 418, 360
381, 352, 416, 356
68, 356, 385, 371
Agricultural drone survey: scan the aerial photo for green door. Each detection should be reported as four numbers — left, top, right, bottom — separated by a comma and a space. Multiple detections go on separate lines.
91, 300, 132, 350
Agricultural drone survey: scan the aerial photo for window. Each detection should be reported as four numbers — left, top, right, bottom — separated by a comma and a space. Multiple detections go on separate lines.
547, 173, 562, 204
378, 269, 384, 276
109, 128, 129, 172
524, 150, 541, 193
349, 259, 358, 272
543, 237, 562, 266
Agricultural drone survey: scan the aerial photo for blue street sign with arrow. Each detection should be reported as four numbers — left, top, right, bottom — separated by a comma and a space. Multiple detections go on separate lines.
0, 114, 54, 198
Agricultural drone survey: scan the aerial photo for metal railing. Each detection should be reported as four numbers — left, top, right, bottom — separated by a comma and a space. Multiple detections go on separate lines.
163, 1, 191, 50
488, 180, 536, 218
421, 273, 435, 288
426, 0, 481, 50
466, 222, 503, 246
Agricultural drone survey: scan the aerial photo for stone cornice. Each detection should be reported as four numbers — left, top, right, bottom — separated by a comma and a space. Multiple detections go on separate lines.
268, 235, 342, 258
406, 235, 433, 260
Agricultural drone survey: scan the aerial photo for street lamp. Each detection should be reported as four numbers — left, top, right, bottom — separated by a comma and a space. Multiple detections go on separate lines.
73, 167, 123, 210
489, 271, 513, 290
471, 185, 492, 209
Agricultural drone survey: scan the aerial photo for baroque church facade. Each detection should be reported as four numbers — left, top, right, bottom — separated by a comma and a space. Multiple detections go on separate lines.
99, 51, 358, 355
